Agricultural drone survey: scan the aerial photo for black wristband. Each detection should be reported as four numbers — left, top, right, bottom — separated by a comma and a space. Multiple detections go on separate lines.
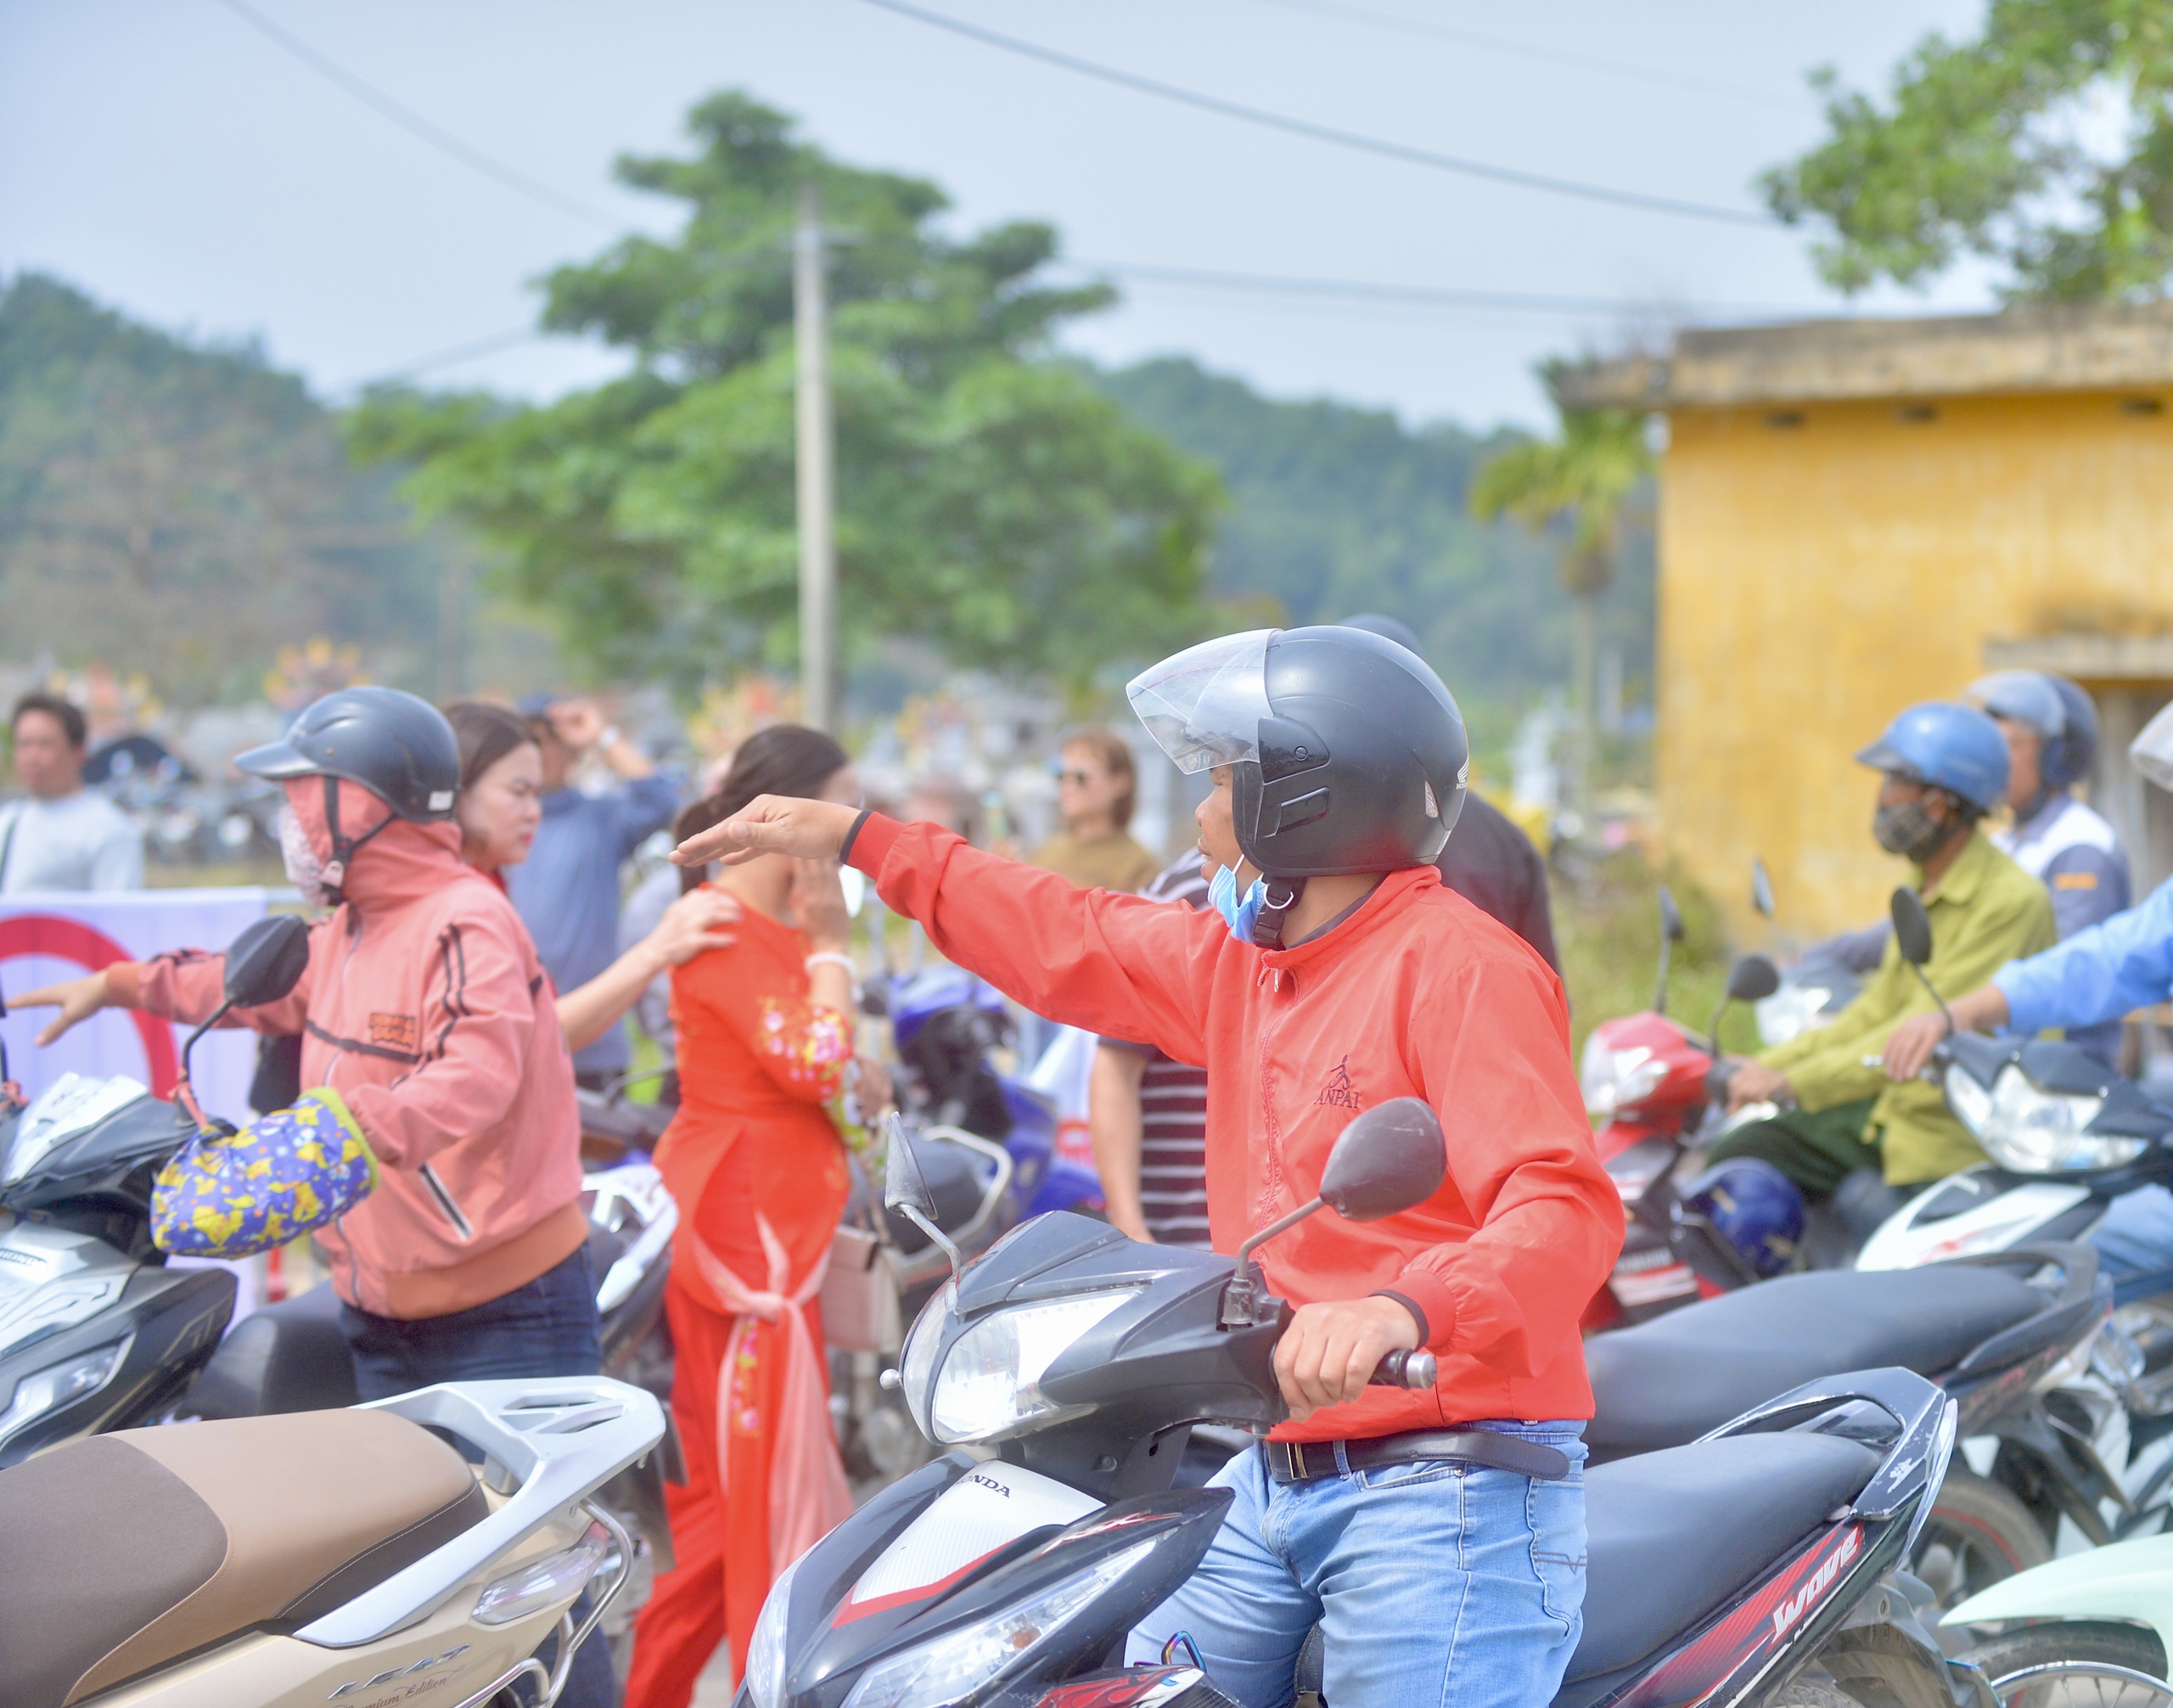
838, 806, 874, 867
1372, 1289, 1429, 1349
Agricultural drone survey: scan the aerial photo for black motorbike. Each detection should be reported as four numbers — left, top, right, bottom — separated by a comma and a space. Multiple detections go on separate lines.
0, 913, 311, 1464
1586, 1244, 2113, 1621
738, 1099, 1992, 1708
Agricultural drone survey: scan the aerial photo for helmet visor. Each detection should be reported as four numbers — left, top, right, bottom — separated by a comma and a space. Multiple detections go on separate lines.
1126, 630, 1277, 774
2133, 701, 2173, 791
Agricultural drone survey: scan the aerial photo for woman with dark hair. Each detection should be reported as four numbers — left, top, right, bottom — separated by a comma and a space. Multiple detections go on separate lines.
626, 724, 890, 1708
441, 700, 738, 1054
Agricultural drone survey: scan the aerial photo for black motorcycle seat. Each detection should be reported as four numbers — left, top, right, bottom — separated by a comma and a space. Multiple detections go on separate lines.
1586, 1266, 2042, 1453
0, 1410, 486, 1708
1566, 1433, 1879, 1683
185, 1283, 359, 1419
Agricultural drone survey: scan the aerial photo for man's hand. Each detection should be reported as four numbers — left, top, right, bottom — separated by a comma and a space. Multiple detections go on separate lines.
853, 1055, 895, 1115
1884, 984, 2010, 1082
674, 795, 860, 868
1274, 1295, 1421, 1422
1882, 1013, 1949, 1083
1725, 1060, 1793, 1112
10, 969, 112, 1047
547, 699, 606, 751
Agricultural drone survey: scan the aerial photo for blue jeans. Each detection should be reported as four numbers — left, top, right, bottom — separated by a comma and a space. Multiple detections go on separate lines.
1126, 1422, 1588, 1708
2092, 1186, 2173, 1306
341, 1246, 615, 1708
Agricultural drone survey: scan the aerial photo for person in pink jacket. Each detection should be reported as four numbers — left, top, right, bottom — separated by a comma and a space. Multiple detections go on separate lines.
21, 686, 592, 1338
20, 687, 616, 1707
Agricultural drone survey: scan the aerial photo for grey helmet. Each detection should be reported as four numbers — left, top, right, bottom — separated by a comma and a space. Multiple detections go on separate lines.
1128, 626, 1468, 880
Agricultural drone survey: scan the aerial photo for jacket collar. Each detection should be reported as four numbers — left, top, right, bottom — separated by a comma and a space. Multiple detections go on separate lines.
1917, 826, 1994, 909
1258, 865, 1440, 975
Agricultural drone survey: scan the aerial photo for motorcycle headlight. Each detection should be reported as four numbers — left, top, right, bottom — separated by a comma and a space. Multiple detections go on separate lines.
0, 1340, 126, 1444
1951, 1064, 2145, 1174
1580, 1037, 1666, 1118
745, 1542, 811, 1708
839, 1536, 1156, 1708
1755, 986, 1839, 1048
897, 1280, 955, 1438
927, 1289, 1141, 1445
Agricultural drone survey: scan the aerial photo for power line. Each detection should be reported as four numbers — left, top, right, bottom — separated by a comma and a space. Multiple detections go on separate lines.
209, 0, 620, 231
1243, 0, 1788, 107
1070, 257, 1817, 318
335, 326, 542, 394
856, 0, 1774, 228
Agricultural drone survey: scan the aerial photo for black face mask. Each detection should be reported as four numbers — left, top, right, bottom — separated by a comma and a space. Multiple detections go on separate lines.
1873, 799, 1955, 863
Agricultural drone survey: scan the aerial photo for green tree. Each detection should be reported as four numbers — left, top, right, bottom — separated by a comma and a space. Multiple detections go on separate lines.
351, 93, 1221, 699
1763, 1, 2173, 300
1468, 396, 1651, 811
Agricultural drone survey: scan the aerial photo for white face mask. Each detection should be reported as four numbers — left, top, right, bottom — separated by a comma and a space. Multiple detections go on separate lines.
278, 804, 336, 907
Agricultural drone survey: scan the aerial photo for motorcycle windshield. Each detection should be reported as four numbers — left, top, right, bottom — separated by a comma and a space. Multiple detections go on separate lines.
3, 1074, 152, 1187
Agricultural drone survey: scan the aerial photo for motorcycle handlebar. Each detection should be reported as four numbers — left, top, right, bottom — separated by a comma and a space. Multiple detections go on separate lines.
1369, 1350, 1437, 1389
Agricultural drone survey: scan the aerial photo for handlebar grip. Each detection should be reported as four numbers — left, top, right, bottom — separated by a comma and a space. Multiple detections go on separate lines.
1369, 1350, 1438, 1389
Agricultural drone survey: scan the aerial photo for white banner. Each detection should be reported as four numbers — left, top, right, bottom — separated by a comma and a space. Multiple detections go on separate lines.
0, 888, 274, 1128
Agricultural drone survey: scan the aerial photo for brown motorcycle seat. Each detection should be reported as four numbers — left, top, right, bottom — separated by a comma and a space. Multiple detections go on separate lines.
0, 1408, 487, 1708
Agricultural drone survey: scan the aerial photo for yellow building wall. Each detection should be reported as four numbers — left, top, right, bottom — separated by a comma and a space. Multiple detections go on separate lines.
1659, 390, 2173, 942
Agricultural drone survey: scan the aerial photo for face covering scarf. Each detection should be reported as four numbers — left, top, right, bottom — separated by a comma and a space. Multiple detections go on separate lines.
1873, 799, 1951, 863
279, 804, 337, 908
1209, 862, 1267, 943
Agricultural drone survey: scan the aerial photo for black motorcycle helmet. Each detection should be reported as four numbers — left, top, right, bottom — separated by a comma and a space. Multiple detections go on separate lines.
1128, 626, 1468, 881
237, 688, 461, 894
237, 687, 460, 822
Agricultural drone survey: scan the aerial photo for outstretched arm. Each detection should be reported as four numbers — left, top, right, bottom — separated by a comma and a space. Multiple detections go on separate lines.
678, 800, 1221, 1062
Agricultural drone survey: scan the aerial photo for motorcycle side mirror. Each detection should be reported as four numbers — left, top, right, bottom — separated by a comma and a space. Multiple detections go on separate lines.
1890, 888, 1933, 968
1889, 887, 1955, 1033
1654, 885, 1685, 1015
174, 913, 313, 1133
222, 914, 312, 1009
1318, 1098, 1447, 1222
1221, 1099, 1446, 1329
882, 1113, 963, 1280
1726, 953, 1782, 1004
1751, 859, 1776, 920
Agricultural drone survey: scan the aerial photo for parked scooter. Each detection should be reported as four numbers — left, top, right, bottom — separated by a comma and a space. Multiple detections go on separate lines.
741, 1099, 1991, 1708
1586, 1243, 2114, 1619
1578, 886, 1795, 1327
1951, 1525, 2173, 1703
0, 913, 313, 1465
880, 967, 1101, 1218
1, 1374, 664, 1708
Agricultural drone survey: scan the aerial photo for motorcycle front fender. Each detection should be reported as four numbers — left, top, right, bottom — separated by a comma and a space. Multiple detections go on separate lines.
1948, 1531, 2173, 1651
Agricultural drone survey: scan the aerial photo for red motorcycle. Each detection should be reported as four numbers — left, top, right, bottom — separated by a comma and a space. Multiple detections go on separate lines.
1579, 886, 1782, 1331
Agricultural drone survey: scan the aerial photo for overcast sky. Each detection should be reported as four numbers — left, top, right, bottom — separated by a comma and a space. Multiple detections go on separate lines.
2, 0, 1995, 429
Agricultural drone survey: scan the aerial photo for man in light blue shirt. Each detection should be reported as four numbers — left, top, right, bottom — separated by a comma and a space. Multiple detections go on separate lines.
504, 696, 681, 1087
1884, 696, 2173, 1298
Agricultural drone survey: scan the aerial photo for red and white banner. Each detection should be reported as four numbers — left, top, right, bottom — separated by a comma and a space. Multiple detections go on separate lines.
0, 888, 273, 1128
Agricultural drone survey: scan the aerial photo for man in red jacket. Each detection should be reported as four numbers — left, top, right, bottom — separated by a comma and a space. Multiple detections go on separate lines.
676, 627, 1623, 1708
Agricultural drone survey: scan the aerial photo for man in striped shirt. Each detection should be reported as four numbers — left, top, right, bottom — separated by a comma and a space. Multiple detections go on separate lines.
1089, 855, 1214, 1245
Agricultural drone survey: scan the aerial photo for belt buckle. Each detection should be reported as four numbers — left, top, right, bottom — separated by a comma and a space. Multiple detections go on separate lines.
1272, 1439, 1330, 1481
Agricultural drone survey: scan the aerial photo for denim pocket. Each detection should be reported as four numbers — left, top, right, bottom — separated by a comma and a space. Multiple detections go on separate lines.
1527, 1470, 1588, 1640
1355, 1458, 1463, 1492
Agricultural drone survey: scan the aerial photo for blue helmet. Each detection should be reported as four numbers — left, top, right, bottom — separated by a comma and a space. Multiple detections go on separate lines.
1681, 1159, 1805, 1278
1968, 671, 2099, 807
1855, 701, 2010, 816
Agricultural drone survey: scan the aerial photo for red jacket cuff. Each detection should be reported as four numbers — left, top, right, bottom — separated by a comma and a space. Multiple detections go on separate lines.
844, 811, 903, 878
1384, 1269, 1458, 1353
104, 961, 148, 1008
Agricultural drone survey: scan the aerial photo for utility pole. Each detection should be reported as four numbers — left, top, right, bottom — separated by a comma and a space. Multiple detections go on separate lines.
795, 182, 836, 733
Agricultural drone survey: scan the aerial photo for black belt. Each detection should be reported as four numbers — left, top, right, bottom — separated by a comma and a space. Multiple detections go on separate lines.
1266, 1428, 1571, 1484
